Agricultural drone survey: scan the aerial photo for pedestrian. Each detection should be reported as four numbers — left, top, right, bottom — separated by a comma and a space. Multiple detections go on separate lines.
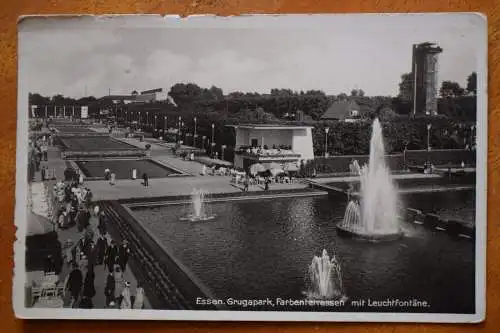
82, 266, 96, 300
120, 282, 132, 309
81, 208, 91, 231
42, 145, 48, 161
117, 240, 131, 272
43, 255, 56, 274
244, 177, 249, 192
264, 177, 270, 191
95, 235, 107, 265
104, 272, 116, 306
110, 172, 116, 185
105, 240, 119, 273
79, 254, 89, 277
142, 173, 149, 187
66, 263, 83, 305
41, 166, 46, 182
104, 168, 110, 180
98, 212, 107, 236
133, 284, 145, 309
114, 265, 125, 305
65, 240, 75, 268
80, 235, 94, 257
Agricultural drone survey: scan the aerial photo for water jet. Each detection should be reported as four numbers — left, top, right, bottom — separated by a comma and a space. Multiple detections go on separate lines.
180, 189, 216, 222
336, 119, 404, 241
305, 249, 346, 300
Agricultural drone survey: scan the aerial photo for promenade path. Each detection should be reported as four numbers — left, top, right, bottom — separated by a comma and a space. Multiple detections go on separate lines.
86, 176, 308, 201
114, 137, 231, 175
30, 143, 150, 309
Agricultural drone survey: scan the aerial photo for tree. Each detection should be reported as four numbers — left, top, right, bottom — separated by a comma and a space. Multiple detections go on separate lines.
28, 93, 50, 106
398, 73, 413, 101
466, 72, 477, 95
336, 93, 348, 101
440, 81, 465, 98
209, 86, 224, 101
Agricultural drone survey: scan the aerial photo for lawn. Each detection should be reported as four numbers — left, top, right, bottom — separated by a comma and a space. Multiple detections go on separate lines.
76, 159, 180, 179
60, 136, 138, 151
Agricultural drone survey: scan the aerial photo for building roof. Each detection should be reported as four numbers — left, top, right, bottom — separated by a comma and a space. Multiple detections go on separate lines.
321, 100, 360, 120
228, 124, 314, 130
99, 95, 137, 101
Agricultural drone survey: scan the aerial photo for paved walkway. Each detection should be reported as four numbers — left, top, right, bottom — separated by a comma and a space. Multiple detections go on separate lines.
87, 176, 308, 201
29, 142, 151, 309
115, 137, 225, 176
56, 215, 151, 309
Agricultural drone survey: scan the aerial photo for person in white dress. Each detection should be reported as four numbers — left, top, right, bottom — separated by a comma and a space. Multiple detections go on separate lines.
120, 282, 132, 309
133, 285, 145, 309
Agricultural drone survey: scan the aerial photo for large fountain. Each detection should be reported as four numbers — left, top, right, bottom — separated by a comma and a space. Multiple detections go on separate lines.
336, 118, 404, 241
180, 189, 216, 222
305, 249, 346, 300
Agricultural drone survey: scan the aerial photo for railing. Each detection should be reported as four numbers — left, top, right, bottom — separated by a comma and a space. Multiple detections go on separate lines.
236, 151, 302, 158
56, 132, 109, 137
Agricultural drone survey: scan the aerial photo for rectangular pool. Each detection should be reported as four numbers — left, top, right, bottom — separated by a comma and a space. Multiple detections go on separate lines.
60, 136, 138, 151
129, 191, 476, 313
77, 159, 181, 179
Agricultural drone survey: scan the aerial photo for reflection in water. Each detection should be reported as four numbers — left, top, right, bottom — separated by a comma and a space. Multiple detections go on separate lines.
132, 193, 475, 313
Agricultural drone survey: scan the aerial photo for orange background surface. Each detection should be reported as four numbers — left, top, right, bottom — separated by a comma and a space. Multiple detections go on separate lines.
0, 0, 498, 332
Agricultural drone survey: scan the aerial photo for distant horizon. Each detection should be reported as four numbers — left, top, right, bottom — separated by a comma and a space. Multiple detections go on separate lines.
29, 81, 478, 101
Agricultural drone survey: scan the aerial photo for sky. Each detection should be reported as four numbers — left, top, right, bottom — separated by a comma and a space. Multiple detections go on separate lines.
18, 14, 483, 99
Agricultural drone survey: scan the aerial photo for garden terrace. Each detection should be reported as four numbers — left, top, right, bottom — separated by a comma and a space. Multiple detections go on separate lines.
59, 136, 140, 151
75, 159, 182, 180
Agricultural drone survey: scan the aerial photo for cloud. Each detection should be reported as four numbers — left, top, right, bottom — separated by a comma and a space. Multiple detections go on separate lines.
19, 18, 480, 98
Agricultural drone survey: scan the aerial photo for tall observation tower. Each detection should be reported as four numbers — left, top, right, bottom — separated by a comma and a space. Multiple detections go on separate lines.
411, 42, 443, 116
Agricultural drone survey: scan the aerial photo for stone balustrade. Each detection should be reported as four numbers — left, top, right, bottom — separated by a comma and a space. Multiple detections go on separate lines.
100, 201, 222, 310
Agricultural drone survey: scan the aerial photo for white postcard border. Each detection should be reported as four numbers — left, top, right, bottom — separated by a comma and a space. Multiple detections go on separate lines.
13, 13, 488, 322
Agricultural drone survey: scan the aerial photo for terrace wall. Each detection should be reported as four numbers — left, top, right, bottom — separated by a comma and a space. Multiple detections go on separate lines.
101, 201, 222, 310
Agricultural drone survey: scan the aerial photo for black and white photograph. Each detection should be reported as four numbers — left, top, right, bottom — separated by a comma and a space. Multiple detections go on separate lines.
14, 14, 487, 322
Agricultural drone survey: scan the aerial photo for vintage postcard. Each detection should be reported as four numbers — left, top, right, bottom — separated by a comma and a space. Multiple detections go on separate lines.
14, 13, 487, 322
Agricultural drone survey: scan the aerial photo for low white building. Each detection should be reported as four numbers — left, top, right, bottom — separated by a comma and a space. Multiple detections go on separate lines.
229, 124, 314, 172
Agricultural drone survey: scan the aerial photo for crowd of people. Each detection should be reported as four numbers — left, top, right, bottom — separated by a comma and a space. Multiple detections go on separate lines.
34, 164, 146, 308
28, 133, 55, 181
63, 227, 144, 309
48, 178, 145, 309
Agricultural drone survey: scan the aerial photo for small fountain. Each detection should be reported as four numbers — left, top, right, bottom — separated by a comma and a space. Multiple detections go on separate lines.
336, 118, 404, 242
180, 189, 216, 222
305, 249, 346, 300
